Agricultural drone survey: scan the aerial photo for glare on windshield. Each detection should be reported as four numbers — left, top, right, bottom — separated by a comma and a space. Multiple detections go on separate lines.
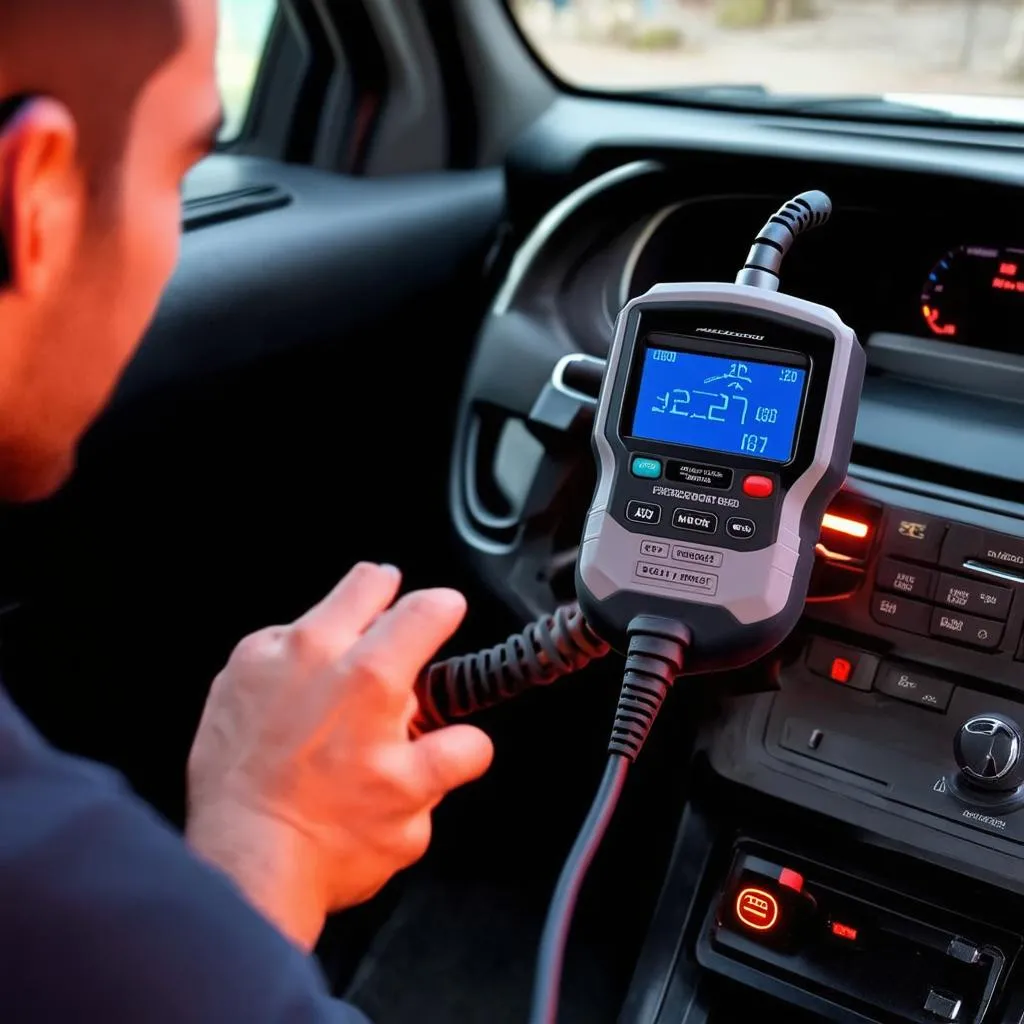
510, 0, 1024, 120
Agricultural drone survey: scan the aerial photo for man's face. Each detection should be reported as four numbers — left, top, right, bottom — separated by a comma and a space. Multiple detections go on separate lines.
0, 0, 221, 500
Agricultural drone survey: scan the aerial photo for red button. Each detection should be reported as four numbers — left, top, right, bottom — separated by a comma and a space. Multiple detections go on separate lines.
743, 475, 774, 498
830, 657, 853, 684
778, 868, 804, 893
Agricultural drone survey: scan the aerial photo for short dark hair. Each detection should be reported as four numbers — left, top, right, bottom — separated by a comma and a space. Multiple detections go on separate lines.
0, 0, 184, 202
0, 96, 30, 287
0, 1, 184, 285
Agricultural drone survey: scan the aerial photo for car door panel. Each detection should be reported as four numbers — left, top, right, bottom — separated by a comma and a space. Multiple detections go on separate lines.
0, 158, 505, 820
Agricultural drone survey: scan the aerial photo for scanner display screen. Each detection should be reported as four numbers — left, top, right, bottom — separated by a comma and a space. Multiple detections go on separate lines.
629, 345, 808, 463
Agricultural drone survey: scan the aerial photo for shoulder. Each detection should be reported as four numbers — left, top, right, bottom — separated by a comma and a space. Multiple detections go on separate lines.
0, 687, 373, 1023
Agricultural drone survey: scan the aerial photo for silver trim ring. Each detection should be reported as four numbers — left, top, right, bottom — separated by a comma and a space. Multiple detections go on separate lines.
618, 201, 684, 310
962, 715, 1020, 781
492, 159, 664, 316
551, 353, 606, 407
962, 559, 1024, 585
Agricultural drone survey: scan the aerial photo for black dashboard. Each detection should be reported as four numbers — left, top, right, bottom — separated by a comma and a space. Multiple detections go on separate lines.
451, 94, 1024, 1024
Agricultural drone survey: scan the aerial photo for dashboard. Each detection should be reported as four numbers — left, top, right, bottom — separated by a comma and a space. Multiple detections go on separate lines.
551, 184, 1024, 364
626, 202, 1024, 354
454, 149, 1024, 617
450, 94, 1024, 1023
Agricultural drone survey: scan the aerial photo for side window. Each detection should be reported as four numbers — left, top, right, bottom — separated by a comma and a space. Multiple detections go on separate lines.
217, 0, 280, 141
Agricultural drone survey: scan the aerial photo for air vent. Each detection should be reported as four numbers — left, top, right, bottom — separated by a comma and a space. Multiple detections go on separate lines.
183, 185, 291, 231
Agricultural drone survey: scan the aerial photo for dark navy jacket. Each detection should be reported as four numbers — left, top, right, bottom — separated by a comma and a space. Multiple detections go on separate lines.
0, 685, 370, 1022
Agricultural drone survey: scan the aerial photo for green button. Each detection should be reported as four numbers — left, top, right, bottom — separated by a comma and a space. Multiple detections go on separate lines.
631, 456, 662, 479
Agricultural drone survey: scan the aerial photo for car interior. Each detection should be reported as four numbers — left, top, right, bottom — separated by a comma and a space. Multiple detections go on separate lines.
4, 1, 1024, 1022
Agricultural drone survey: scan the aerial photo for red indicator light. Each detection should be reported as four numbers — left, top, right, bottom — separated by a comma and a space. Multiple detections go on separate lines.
830, 657, 853, 684
821, 512, 870, 540
831, 921, 858, 941
991, 276, 1023, 291
922, 305, 957, 337
743, 475, 774, 499
735, 887, 780, 932
778, 867, 804, 893
1000, 262, 1018, 276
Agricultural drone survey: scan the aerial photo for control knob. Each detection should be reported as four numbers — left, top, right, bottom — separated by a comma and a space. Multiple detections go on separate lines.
954, 714, 1024, 792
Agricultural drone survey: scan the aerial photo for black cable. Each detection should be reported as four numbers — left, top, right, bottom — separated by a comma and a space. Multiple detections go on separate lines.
734, 189, 832, 291
411, 602, 609, 735
530, 753, 628, 1021
528, 615, 690, 1024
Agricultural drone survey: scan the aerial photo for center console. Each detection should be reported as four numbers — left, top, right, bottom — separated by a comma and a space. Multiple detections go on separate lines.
617, 474, 1024, 1024
717, 475, 1024, 874
448, 151, 1024, 1024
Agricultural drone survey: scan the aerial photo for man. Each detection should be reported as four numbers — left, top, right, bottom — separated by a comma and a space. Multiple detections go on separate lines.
0, 0, 493, 1018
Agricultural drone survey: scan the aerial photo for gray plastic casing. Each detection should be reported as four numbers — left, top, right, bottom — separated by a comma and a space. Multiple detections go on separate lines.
576, 282, 866, 670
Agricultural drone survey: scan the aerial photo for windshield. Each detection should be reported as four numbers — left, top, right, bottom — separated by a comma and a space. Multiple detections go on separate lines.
509, 0, 1024, 125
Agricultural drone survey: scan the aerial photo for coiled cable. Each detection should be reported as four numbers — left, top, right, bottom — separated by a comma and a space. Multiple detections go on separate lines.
411, 602, 610, 734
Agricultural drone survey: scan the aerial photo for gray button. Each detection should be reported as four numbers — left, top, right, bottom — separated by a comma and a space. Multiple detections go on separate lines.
923, 989, 961, 1022
671, 544, 724, 568
875, 664, 954, 712
639, 539, 669, 559
946, 938, 980, 964
634, 561, 718, 595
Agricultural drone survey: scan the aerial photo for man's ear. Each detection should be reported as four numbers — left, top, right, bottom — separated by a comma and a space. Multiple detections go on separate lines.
0, 97, 82, 299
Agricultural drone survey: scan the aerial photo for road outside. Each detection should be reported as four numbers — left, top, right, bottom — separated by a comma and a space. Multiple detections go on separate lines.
217, 0, 277, 139
513, 0, 1024, 103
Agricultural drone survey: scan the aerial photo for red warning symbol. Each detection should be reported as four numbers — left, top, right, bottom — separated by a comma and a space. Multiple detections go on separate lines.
735, 886, 780, 932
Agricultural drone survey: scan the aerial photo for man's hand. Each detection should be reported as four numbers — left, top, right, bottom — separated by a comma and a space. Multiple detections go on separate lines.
185, 563, 494, 951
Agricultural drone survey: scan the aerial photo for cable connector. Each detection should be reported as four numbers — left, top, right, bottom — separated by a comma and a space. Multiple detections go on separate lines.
735, 189, 832, 292
609, 615, 690, 761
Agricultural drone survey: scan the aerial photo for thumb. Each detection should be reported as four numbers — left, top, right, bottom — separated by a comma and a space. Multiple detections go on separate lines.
412, 724, 494, 804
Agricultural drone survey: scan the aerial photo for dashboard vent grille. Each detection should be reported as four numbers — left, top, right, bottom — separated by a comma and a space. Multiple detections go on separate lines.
183, 185, 291, 231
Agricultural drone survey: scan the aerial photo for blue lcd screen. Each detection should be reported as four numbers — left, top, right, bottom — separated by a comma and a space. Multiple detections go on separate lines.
630, 346, 808, 463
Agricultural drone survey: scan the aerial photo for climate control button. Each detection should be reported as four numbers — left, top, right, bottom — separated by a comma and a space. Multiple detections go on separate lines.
936, 572, 1012, 620
869, 592, 931, 636
929, 608, 1003, 650
876, 557, 936, 601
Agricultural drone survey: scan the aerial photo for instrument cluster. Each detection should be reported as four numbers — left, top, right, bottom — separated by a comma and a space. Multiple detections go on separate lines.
919, 244, 1024, 350
620, 196, 1023, 356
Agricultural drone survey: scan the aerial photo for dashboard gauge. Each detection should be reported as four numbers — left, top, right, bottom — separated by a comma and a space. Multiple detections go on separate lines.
921, 244, 1024, 342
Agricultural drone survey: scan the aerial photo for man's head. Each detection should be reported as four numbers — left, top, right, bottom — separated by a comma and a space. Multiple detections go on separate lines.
0, 0, 221, 500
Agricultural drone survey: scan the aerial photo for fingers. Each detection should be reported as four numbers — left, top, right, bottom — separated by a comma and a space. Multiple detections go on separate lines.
344, 588, 467, 703
410, 724, 494, 805
292, 563, 402, 649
